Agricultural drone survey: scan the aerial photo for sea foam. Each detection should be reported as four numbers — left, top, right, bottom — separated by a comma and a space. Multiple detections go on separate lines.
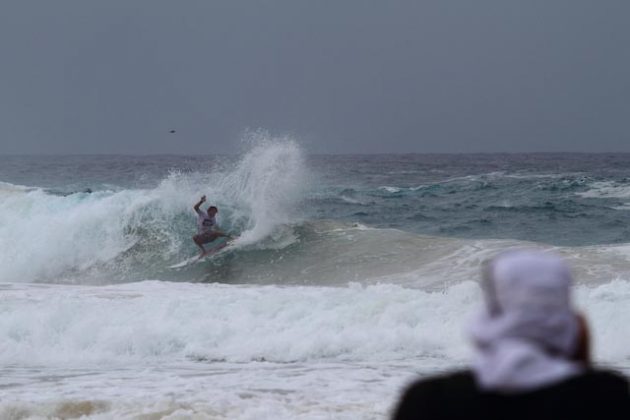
2, 278, 630, 368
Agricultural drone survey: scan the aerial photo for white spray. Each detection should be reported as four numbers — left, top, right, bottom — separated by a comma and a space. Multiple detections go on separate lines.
212, 136, 306, 245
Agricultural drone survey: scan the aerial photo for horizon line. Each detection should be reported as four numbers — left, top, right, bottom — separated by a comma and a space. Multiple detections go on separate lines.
4, 151, 630, 157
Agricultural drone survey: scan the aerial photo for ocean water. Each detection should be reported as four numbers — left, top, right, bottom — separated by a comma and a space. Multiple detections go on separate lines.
2, 141, 630, 419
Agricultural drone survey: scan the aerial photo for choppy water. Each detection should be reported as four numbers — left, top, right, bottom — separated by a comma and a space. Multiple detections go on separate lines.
2, 142, 630, 418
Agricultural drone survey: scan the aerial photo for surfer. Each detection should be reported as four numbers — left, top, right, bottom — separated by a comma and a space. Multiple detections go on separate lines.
192, 195, 230, 256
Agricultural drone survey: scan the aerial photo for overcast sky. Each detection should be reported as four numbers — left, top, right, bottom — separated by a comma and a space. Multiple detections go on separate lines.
1, 1, 629, 154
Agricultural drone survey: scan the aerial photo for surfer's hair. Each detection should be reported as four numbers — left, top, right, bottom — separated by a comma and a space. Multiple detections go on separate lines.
208, 206, 218, 212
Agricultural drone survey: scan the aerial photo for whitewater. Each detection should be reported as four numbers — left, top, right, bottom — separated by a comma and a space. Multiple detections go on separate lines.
2, 144, 630, 419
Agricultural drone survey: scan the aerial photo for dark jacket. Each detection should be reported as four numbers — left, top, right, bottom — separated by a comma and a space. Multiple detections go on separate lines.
393, 370, 630, 420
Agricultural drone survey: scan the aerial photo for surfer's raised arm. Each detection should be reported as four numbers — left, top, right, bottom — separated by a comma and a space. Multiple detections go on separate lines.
193, 195, 206, 214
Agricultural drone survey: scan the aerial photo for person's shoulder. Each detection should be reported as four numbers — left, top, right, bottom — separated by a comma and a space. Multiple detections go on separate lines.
566, 369, 629, 394
393, 371, 476, 419
534, 369, 630, 418
403, 370, 478, 402
403, 370, 475, 392
585, 368, 628, 383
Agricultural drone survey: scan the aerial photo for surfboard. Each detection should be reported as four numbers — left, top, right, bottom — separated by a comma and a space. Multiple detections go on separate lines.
169, 238, 239, 269
169, 255, 199, 269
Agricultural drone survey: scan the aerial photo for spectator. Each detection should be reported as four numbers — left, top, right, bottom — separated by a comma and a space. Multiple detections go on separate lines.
393, 249, 630, 420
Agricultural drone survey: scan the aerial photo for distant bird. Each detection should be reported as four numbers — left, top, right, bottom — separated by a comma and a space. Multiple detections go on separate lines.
169, 129, 176, 133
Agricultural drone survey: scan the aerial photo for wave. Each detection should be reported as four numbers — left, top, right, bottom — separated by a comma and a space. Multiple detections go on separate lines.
324, 173, 596, 206
0, 139, 306, 284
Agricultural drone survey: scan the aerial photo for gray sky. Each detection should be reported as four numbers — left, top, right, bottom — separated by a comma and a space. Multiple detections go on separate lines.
1, 1, 629, 154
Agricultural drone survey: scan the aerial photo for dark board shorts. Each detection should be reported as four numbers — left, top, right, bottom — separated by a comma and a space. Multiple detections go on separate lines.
196, 231, 217, 244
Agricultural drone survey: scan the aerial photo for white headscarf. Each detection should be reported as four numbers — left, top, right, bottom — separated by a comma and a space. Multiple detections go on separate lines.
468, 250, 584, 393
